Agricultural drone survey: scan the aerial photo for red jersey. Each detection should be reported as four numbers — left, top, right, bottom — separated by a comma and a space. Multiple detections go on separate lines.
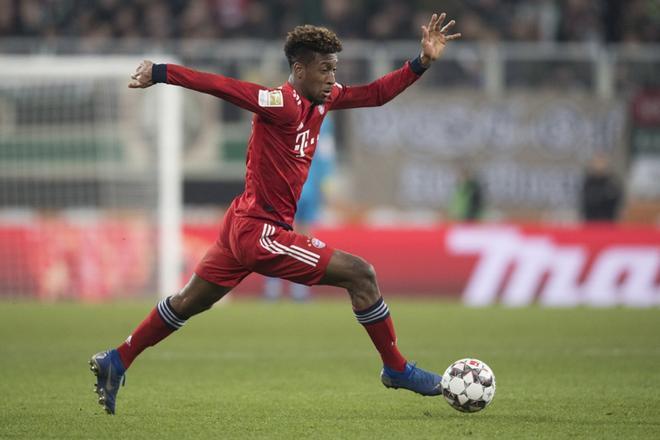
156, 60, 425, 227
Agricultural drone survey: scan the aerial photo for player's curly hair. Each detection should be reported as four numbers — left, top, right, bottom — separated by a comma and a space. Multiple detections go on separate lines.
284, 25, 343, 67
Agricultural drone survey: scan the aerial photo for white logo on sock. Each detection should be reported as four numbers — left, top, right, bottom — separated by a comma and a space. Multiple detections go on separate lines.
125, 335, 132, 346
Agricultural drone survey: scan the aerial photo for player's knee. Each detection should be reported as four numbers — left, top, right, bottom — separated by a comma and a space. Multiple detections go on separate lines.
360, 261, 378, 289
347, 256, 378, 292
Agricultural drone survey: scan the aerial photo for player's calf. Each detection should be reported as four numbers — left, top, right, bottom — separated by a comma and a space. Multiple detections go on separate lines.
321, 250, 410, 377
320, 250, 380, 309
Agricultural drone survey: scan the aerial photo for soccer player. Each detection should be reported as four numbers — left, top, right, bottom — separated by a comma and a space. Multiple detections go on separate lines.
90, 13, 460, 414
263, 115, 336, 302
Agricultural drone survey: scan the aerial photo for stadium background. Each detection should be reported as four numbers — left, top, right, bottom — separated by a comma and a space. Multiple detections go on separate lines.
0, 0, 659, 304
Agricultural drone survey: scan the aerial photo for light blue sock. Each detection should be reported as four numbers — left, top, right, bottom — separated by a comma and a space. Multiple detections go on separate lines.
291, 283, 310, 301
263, 277, 283, 300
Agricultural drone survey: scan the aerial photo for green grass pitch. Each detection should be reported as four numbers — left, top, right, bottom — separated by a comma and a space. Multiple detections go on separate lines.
1, 299, 659, 439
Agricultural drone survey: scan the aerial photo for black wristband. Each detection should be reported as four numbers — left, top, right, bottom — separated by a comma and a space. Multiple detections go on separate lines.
152, 64, 167, 83
409, 55, 428, 75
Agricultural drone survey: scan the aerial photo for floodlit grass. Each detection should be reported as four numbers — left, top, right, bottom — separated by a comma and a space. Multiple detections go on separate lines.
1, 299, 659, 439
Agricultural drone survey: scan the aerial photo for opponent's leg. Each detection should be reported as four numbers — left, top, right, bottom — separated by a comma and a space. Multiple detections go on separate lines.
90, 275, 232, 414
319, 250, 442, 396
290, 282, 310, 301
263, 277, 283, 301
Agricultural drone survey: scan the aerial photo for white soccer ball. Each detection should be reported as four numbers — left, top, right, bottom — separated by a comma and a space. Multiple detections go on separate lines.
441, 358, 496, 413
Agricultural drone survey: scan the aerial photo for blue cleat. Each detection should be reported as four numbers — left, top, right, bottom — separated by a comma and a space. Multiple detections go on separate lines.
381, 362, 443, 396
89, 349, 126, 414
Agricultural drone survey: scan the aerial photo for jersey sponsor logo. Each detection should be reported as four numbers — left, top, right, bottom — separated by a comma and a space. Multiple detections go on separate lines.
258, 89, 284, 107
294, 129, 311, 157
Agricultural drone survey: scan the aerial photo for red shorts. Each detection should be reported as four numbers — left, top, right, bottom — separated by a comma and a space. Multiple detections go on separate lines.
194, 207, 334, 288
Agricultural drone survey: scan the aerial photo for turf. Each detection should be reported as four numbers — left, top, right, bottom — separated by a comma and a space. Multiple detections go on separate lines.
1, 300, 659, 439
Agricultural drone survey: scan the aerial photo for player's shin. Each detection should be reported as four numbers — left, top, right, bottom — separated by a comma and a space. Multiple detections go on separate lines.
354, 297, 407, 372
116, 296, 187, 368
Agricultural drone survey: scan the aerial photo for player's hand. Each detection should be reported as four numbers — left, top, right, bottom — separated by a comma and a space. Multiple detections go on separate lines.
419, 13, 461, 68
128, 60, 154, 88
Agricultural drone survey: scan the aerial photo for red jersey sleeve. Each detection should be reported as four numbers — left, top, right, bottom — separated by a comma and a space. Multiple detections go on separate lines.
329, 59, 426, 110
154, 64, 299, 124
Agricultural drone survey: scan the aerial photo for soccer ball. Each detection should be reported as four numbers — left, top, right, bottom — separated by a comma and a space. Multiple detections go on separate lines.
441, 358, 496, 413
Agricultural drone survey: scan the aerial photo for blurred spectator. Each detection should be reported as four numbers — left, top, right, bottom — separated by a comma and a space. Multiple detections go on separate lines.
0, 0, 16, 36
213, 0, 249, 36
143, 2, 173, 41
455, 11, 497, 42
557, 0, 603, 42
367, 0, 413, 39
580, 153, 623, 222
322, 0, 362, 38
178, 1, 217, 39
238, 1, 277, 38
469, 0, 510, 40
622, 0, 660, 43
0, 1, 658, 43
448, 167, 484, 221
15, 0, 47, 37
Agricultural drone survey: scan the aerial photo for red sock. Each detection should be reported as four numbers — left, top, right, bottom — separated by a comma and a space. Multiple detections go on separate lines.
116, 297, 186, 369
355, 298, 407, 372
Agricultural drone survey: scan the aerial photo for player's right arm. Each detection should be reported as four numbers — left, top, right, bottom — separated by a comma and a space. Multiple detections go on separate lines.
128, 60, 298, 124
329, 13, 461, 110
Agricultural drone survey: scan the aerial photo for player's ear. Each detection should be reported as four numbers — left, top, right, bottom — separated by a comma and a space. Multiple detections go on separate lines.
293, 61, 305, 80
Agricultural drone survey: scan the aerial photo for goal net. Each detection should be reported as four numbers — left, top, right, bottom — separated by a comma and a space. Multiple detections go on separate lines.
0, 56, 182, 300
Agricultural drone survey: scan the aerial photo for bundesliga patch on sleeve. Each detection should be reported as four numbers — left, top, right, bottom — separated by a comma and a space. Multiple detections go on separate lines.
258, 89, 284, 107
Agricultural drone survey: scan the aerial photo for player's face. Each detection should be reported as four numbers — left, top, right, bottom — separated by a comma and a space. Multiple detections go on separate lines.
301, 53, 338, 105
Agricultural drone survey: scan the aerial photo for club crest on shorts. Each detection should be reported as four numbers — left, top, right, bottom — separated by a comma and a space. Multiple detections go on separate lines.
310, 238, 326, 249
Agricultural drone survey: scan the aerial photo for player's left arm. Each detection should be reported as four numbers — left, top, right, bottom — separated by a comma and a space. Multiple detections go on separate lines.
128, 60, 298, 124
330, 13, 460, 110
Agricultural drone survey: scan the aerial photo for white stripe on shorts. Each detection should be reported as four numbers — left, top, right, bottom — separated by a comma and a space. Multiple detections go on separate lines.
259, 224, 319, 267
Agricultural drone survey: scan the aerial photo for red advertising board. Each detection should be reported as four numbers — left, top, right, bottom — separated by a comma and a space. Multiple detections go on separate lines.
442, 224, 659, 306
0, 218, 155, 300
1, 220, 658, 306
188, 223, 660, 306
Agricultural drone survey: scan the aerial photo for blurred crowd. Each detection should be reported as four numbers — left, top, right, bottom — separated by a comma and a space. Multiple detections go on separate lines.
1, 0, 659, 43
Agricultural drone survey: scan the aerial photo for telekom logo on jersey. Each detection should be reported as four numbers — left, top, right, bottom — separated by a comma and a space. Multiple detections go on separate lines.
447, 226, 660, 307
293, 129, 319, 158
